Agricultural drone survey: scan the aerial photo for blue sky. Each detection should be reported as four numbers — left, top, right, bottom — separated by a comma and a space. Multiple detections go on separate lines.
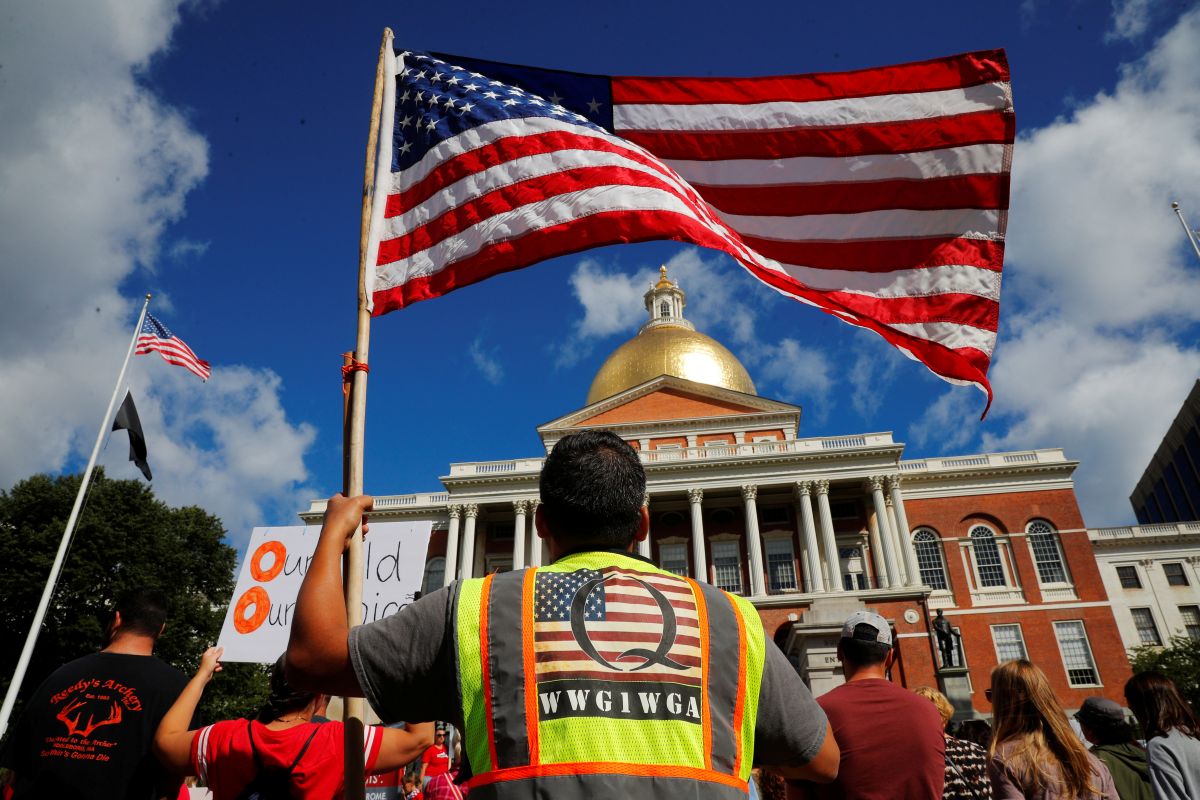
2, 1, 1199, 552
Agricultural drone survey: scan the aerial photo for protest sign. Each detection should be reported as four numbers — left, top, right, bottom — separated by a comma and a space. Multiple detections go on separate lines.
216, 521, 432, 662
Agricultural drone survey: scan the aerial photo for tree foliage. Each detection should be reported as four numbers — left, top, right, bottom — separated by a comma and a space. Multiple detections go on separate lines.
0, 470, 268, 728
1130, 635, 1200, 713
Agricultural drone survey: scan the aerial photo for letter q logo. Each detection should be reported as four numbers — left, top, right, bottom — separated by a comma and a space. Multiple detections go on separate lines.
233, 540, 285, 634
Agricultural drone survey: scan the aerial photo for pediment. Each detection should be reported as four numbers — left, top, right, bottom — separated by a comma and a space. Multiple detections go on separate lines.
540, 375, 801, 431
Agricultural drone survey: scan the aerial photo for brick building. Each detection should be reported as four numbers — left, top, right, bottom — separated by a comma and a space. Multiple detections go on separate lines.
304, 268, 1130, 717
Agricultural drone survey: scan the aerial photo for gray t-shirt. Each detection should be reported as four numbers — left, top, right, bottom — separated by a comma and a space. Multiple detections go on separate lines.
349, 580, 827, 771
1146, 729, 1200, 800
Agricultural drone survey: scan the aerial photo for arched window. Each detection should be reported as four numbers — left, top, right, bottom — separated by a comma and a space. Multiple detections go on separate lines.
1027, 520, 1068, 584
911, 529, 949, 590
970, 525, 1006, 587
659, 300, 670, 318
422, 556, 446, 595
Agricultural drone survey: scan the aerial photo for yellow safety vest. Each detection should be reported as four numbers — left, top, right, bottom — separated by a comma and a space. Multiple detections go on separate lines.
453, 550, 766, 798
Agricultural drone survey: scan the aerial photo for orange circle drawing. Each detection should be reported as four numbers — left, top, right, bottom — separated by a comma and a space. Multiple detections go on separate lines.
250, 540, 286, 582
233, 586, 270, 634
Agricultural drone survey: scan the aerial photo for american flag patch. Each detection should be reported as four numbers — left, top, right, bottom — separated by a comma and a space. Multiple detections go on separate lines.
532, 567, 703, 723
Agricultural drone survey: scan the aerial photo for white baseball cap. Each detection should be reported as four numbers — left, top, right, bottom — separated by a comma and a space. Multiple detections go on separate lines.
841, 610, 892, 646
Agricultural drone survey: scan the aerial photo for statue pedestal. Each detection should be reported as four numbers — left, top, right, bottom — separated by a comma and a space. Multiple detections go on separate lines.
937, 666, 974, 720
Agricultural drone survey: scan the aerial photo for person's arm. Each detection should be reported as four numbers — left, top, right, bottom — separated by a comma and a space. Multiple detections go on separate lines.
285, 493, 372, 696
371, 722, 435, 773
153, 647, 223, 775
771, 721, 839, 783
418, 750, 429, 784
752, 643, 839, 783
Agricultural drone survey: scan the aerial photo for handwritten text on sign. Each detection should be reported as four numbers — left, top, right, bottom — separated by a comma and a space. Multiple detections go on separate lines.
216, 521, 432, 663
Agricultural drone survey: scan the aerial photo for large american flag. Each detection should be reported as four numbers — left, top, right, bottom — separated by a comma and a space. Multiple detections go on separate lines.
136, 313, 211, 381
367, 48, 1014, 410
533, 567, 702, 687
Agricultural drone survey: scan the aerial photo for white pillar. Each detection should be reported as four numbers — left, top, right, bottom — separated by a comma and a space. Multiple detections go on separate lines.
688, 488, 707, 582
528, 499, 543, 567
795, 482, 825, 593
886, 498, 906, 585
815, 480, 844, 592
512, 499, 528, 570
460, 504, 479, 580
888, 476, 921, 587
868, 477, 902, 588
444, 505, 462, 587
742, 485, 766, 596
867, 515, 889, 589
638, 493, 652, 558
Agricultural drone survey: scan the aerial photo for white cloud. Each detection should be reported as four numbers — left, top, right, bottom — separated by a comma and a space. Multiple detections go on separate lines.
0, 2, 317, 541
755, 339, 835, 418
469, 337, 504, 385
1107, 0, 1156, 41
914, 8, 1200, 525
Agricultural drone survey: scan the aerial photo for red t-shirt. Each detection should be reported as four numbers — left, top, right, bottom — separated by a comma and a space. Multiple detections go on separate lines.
190, 719, 383, 800
421, 744, 450, 777
810, 678, 945, 800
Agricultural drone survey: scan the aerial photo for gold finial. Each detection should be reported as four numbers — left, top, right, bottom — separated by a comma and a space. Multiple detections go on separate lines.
655, 265, 673, 289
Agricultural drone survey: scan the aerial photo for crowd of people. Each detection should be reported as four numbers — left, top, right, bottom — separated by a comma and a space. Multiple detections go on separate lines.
1, 431, 1198, 800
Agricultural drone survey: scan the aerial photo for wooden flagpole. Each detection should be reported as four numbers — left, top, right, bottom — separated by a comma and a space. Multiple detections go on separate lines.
342, 27, 393, 800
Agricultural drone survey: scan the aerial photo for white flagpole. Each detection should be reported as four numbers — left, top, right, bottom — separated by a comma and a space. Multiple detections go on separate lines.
0, 293, 152, 738
1172, 201, 1200, 263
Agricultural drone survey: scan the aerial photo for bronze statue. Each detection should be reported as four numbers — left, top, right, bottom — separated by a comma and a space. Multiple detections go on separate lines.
933, 608, 962, 668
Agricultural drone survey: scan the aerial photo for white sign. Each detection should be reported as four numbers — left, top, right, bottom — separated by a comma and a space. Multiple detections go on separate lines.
216, 521, 433, 663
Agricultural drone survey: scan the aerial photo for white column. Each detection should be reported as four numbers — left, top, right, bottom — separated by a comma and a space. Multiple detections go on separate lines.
888, 476, 921, 587
512, 499, 528, 570
868, 476, 902, 588
528, 499, 543, 567
886, 498, 907, 586
459, 503, 479, 580
867, 515, 889, 589
638, 492, 652, 558
688, 488, 708, 582
742, 485, 766, 596
794, 482, 824, 593
443, 505, 462, 587
815, 480, 844, 592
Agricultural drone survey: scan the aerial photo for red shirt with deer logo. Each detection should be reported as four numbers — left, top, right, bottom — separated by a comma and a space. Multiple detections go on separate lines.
0, 652, 189, 800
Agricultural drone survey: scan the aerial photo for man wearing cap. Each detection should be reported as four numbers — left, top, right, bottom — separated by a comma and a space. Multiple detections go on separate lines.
1076, 697, 1151, 800
286, 430, 839, 798
800, 611, 945, 800
418, 727, 451, 789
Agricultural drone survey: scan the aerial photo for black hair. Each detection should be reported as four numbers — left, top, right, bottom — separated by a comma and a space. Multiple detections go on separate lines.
256, 655, 318, 723
538, 430, 646, 551
112, 588, 169, 638
954, 719, 993, 749
839, 623, 891, 666
1081, 715, 1136, 746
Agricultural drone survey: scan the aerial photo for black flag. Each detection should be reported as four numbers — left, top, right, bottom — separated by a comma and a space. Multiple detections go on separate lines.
112, 391, 152, 481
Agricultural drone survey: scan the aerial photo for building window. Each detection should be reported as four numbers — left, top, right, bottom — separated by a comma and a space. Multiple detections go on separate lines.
839, 547, 868, 590
711, 540, 743, 595
484, 554, 513, 574
1164, 563, 1190, 586
991, 624, 1028, 662
1179, 606, 1200, 640
1131, 608, 1163, 646
765, 537, 798, 593
1053, 621, 1100, 686
970, 525, 1007, 588
912, 529, 949, 590
422, 557, 445, 594
1116, 565, 1142, 589
659, 542, 689, 578
1027, 520, 1068, 584
760, 506, 789, 525
660, 300, 670, 318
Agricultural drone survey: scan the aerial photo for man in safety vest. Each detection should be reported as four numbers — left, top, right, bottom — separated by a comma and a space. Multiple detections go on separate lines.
286, 430, 839, 797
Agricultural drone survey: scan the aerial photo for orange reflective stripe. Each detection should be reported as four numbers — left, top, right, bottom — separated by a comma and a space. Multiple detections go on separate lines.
465, 761, 747, 790
685, 577, 712, 771
727, 591, 748, 778
521, 567, 539, 764
479, 573, 499, 772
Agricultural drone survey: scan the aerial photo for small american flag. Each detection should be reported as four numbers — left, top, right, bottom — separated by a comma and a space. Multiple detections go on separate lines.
533, 567, 702, 687
136, 313, 211, 381
368, 48, 1013, 413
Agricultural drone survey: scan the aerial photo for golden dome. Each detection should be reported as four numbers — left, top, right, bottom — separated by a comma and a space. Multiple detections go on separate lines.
587, 324, 757, 404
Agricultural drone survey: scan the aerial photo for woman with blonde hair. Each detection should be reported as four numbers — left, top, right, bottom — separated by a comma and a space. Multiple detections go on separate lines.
912, 686, 990, 800
988, 660, 1118, 800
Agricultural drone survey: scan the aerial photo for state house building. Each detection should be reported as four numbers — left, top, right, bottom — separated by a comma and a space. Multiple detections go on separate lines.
305, 268, 1131, 715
